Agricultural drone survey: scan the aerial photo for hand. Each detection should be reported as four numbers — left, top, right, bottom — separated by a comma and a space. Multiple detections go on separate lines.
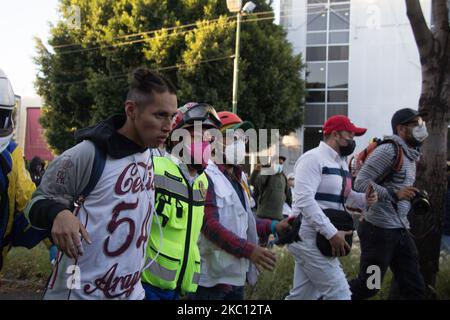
274, 218, 292, 236
329, 230, 353, 257
249, 246, 276, 272
51, 210, 91, 259
366, 184, 378, 207
396, 187, 419, 201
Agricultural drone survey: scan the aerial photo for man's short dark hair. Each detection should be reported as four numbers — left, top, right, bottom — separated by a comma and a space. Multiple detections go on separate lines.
127, 67, 176, 108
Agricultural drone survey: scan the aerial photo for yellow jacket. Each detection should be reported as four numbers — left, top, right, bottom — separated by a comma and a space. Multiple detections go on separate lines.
0, 141, 41, 270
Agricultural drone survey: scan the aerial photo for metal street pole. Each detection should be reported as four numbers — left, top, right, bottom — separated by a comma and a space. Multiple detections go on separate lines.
232, 11, 242, 115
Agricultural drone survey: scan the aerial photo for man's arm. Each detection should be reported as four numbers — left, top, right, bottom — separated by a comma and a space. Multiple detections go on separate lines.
24, 141, 96, 259
354, 143, 397, 202
202, 177, 255, 259
25, 141, 96, 230
202, 176, 277, 271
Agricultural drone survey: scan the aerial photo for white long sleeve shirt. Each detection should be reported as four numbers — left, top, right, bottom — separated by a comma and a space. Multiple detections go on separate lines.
293, 141, 366, 241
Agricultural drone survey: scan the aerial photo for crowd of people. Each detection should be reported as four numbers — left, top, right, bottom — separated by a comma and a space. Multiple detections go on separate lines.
0, 66, 447, 300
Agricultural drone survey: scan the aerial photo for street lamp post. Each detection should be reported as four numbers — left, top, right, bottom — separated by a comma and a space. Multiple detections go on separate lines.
232, 11, 241, 115
227, 0, 256, 115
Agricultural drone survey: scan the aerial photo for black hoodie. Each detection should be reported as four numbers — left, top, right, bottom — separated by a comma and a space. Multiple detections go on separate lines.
75, 114, 147, 158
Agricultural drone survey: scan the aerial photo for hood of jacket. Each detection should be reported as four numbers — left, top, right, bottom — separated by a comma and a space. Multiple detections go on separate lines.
384, 134, 421, 162
74, 114, 147, 159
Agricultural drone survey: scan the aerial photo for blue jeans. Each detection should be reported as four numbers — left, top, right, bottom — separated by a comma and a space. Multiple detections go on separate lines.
142, 282, 179, 300
190, 285, 245, 300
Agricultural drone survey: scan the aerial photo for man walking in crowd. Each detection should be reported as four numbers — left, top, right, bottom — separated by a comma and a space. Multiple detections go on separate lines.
349, 108, 427, 300
0, 68, 47, 271
141, 102, 222, 300
192, 111, 290, 300
286, 115, 377, 300
254, 155, 292, 221
25, 68, 178, 300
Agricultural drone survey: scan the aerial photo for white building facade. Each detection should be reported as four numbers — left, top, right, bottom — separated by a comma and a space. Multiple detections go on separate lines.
275, 0, 434, 173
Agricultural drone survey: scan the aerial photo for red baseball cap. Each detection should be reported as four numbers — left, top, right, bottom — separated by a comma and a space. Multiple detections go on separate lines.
323, 115, 367, 136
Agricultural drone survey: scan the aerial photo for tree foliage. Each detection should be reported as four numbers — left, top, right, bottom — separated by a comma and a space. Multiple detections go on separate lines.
35, 0, 305, 154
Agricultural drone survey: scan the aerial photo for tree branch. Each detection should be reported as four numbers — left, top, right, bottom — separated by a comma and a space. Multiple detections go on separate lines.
406, 0, 434, 60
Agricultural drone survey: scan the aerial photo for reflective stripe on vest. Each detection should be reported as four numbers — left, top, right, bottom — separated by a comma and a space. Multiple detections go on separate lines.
147, 261, 177, 282
154, 174, 205, 203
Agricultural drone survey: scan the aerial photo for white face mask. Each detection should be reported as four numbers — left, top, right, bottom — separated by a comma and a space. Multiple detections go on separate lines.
0, 132, 12, 153
274, 164, 284, 174
412, 122, 428, 142
224, 140, 246, 165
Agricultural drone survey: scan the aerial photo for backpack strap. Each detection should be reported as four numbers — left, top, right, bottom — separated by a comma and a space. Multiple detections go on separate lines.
375, 139, 403, 185
76, 143, 107, 203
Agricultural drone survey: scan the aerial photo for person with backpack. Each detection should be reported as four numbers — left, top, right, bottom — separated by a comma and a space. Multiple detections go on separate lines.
349, 108, 427, 300
24, 68, 178, 300
254, 155, 292, 221
0, 68, 48, 271
140, 102, 222, 300
286, 115, 377, 300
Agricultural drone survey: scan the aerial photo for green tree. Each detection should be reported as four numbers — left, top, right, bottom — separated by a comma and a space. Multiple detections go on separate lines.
35, 0, 305, 154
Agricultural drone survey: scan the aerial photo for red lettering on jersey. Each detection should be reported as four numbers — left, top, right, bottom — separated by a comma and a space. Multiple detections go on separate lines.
84, 263, 141, 299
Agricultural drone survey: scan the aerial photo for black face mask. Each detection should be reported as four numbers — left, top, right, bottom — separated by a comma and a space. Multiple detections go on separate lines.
337, 136, 356, 157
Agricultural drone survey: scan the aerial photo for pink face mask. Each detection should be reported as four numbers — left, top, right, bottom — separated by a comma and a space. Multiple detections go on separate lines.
186, 141, 212, 169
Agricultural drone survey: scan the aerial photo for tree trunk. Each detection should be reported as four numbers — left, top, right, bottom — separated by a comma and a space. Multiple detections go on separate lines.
410, 100, 448, 298
405, 0, 450, 299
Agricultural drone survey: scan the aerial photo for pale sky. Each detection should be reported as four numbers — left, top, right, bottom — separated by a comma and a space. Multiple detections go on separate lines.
0, 0, 59, 98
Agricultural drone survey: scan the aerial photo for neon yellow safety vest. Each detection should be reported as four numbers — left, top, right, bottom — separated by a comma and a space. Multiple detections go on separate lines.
141, 156, 208, 294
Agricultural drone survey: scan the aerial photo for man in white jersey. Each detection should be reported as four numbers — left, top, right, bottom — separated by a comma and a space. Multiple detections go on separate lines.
25, 68, 178, 300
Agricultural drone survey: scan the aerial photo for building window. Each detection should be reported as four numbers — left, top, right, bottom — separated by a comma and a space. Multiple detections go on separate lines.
306, 90, 326, 103
328, 90, 348, 102
328, 46, 349, 60
306, 46, 327, 61
307, 32, 327, 45
307, 6, 328, 31
308, 0, 328, 5
327, 62, 348, 88
327, 104, 348, 117
304, 0, 351, 139
306, 63, 327, 88
303, 127, 323, 152
329, 4, 350, 30
329, 31, 349, 44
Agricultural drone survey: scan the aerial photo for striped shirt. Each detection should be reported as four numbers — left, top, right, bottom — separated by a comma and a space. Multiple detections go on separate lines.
293, 141, 366, 240
354, 135, 420, 229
